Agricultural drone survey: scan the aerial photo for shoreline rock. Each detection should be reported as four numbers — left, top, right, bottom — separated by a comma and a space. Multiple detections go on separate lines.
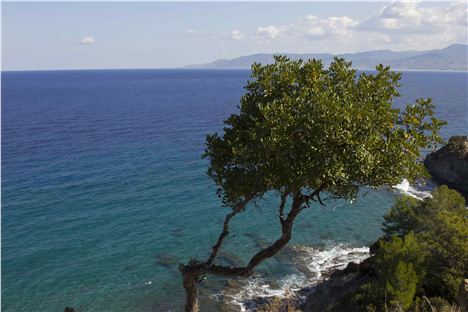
424, 135, 468, 195
300, 259, 373, 312
251, 259, 374, 312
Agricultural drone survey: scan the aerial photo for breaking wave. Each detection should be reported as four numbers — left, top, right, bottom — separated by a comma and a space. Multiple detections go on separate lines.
214, 244, 369, 312
393, 178, 434, 201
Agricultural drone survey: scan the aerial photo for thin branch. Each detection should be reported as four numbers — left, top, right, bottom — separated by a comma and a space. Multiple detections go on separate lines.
316, 193, 325, 206
205, 197, 252, 265
302, 183, 327, 206
193, 192, 305, 278
321, 195, 341, 202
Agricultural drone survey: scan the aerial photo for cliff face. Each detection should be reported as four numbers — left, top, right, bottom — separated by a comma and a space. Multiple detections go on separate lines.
302, 261, 370, 312
424, 136, 468, 194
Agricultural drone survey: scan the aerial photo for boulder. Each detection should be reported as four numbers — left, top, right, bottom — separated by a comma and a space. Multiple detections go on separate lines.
424, 136, 468, 194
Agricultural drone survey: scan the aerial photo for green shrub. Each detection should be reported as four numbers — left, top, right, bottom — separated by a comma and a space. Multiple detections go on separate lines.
351, 186, 467, 311
382, 186, 467, 301
372, 234, 424, 309
412, 297, 462, 312
383, 186, 466, 239
386, 261, 419, 309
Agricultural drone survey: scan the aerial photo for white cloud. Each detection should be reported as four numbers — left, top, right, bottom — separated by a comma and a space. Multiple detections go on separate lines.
185, 29, 196, 34
256, 25, 288, 40
358, 1, 467, 34
230, 29, 244, 40
254, 15, 357, 41
79, 36, 95, 45
299, 15, 357, 39
245, 2, 466, 51
354, 1, 468, 50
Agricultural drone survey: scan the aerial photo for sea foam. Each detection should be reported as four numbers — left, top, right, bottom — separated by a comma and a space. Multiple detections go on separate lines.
215, 244, 369, 312
393, 179, 433, 201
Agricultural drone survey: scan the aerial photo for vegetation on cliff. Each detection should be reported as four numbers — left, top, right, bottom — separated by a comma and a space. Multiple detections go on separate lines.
343, 186, 468, 312
256, 188, 467, 312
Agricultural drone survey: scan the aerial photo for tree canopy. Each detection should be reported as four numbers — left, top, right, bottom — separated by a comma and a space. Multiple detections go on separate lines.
204, 56, 445, 207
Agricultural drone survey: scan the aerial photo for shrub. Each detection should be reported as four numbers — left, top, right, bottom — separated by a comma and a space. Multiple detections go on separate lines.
352, 186, 467, 311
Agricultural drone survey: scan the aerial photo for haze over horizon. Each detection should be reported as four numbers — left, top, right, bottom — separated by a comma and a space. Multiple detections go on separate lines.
2, 1, 467, 71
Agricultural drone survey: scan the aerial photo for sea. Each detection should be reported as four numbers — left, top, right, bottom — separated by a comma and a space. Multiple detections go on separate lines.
1, 69, 467, 312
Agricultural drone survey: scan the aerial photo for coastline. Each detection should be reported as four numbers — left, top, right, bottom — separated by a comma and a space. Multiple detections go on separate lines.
211, 244, 370, 312
218, 180, 441, 311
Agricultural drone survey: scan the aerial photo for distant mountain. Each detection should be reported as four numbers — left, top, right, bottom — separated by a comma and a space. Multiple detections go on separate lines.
188, 44, 468, 70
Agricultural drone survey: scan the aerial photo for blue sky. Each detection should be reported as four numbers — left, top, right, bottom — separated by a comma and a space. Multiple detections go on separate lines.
2, 1, 467, 70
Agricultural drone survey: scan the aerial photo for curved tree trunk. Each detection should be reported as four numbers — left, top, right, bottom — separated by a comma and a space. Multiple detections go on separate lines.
182, 271, 200, 312
179, 192, 309, 312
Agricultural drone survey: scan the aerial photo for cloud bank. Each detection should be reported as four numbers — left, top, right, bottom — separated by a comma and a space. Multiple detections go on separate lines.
228, 2, 467, 51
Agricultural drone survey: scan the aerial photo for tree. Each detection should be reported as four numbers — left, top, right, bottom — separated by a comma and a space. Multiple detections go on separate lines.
383, 185, 466, 239
383, 186, 468, 301
352, 187, 467, 311
374, 234, 425, 310
178, 56, 445, 311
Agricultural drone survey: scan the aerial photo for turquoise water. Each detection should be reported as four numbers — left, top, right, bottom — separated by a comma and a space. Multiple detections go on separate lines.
2, 70, 467, 311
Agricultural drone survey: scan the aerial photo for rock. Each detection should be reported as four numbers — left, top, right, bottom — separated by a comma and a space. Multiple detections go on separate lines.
424, 136, 468, 194
302, 271, 366, 312
301, 258, 375, 312
155, 253, 179, 267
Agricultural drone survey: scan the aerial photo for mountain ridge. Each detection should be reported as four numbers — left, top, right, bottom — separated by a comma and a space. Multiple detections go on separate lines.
188, 44, 468, 70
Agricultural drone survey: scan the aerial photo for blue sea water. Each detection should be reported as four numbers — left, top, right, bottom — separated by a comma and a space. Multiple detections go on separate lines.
1, 69, 467, 312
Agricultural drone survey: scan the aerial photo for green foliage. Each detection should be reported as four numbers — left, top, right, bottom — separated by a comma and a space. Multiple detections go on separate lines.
383, 186, 468, 300
412, 297, 462, 312
353, 187, 467, 311
420, 209, 468, 299
351, 282, 385, 311
375, 234, 426, 279
358, 234, 424, 310
383, 186, 467, 238
382, 196, 422, 238
204, 56, 445, 206
385, 261, 418, 309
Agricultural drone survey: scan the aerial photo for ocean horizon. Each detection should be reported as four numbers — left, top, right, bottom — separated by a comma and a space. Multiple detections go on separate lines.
3, 67, 468, 73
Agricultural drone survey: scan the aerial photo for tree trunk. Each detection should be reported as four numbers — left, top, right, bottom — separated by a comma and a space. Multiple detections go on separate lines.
179, 192, 307, 311
182, 271, 199, 312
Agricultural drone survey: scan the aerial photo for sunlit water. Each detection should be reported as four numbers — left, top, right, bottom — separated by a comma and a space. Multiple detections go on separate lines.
2, 69, 467, 311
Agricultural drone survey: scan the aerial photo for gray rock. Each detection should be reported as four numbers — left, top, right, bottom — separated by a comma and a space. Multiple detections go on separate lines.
424, 136, 468, 194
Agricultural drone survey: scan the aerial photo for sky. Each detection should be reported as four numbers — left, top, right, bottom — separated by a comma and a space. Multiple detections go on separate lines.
2, 1, 467, 70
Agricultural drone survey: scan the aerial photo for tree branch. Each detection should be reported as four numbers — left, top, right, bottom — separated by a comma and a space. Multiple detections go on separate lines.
205, 197, 251, 265
302, 184, 326, 206
180, 192, 307, 312
183, 192, 305, 278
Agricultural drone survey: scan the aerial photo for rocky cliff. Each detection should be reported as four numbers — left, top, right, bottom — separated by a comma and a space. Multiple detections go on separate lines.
424, 136, 468, 194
